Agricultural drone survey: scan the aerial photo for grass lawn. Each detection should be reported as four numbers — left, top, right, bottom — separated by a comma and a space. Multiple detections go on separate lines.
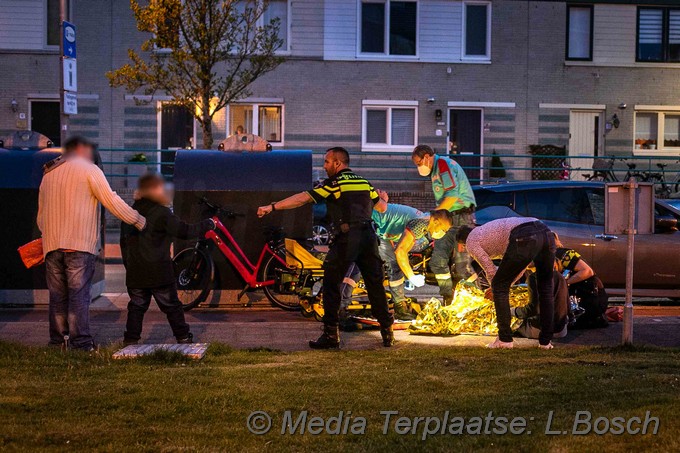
0, 341, 678, 452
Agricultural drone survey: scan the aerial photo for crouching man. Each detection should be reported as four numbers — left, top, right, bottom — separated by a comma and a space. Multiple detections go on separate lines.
456, 217, 557, 350
513, 268, 569, 340
120, 173, 215, 345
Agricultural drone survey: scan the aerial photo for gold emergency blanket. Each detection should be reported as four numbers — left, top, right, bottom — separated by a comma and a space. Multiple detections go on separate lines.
408, 281, 530, 336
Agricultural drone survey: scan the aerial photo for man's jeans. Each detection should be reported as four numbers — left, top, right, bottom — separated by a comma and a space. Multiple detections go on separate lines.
45, 251, 96, 349
378, 239, 406, 303
125, 285, 191, 342
431, 209, 475, 298
491, 221, 556, 345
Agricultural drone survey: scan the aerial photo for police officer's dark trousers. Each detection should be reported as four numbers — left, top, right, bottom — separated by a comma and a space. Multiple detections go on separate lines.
323, 224, 394, 329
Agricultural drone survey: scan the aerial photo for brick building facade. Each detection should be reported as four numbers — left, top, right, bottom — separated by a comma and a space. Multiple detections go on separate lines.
1, 0, 680, 195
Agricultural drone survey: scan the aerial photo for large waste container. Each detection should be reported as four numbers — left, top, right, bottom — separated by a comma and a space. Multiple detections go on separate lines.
173, 149, 312, 290
0, 148, 105, 305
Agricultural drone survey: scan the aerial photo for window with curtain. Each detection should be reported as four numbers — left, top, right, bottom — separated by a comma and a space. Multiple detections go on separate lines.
566, 5, 592, 60
638, 8, 664, 62
637, 7, 680, 63
366, 110, 388, 144
633, 111, 680, 153
391, 109, 415, 146
258, 106, 282, 142
363, 105, 417, 150
228, 104, 283, 143
229, 105, 254, 136
361, 1, 417, 56
664, 114, 680, 148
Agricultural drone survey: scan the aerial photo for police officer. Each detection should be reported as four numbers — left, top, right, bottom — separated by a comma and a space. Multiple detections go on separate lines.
257, 147, 394, 349
411, 145, 476, 304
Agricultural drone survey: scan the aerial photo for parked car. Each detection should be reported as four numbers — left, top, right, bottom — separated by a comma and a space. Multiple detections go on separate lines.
473, 181, 680, 298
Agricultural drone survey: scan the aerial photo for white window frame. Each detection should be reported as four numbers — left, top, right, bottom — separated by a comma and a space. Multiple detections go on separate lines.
356, 0, 420, 60
461, 1, 492, 61
226, 102, 285, 146
261, 0, 292, 55
633, 106, 680, 156
361, 100, 418, 152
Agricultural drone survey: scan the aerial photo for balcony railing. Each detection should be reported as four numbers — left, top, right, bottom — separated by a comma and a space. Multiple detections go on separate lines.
97, 148, 680, 196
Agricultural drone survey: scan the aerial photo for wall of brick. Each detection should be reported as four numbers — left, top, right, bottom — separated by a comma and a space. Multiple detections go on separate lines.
2, 0, 680, 196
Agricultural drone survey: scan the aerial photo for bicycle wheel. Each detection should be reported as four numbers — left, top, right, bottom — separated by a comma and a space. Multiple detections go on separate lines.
262, 253, 302, 311
173, 248, 214, 311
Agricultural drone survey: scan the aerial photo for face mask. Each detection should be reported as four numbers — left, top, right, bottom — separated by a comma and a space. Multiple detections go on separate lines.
417, 164, 430, 176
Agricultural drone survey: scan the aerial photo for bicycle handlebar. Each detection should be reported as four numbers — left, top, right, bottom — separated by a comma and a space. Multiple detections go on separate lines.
197, 196, 244, 219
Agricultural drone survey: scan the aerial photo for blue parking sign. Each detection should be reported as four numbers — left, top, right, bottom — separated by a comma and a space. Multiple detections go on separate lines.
62, 21, 76, 59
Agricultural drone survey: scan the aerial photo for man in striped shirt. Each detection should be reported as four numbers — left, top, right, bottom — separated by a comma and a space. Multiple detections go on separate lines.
456, 217, 557, 350
38, 136, 146, 351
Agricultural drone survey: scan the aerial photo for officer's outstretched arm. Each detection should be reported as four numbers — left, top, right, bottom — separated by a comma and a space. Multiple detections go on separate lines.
257, 192, 313, 218
395, 230, 417, 280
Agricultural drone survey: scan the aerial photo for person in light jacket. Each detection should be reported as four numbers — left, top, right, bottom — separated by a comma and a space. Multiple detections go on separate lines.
38, 136, 146, 351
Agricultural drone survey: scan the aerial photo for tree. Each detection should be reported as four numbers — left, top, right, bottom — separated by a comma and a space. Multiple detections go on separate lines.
489, 151, 506, 179
107, 0, 284, 148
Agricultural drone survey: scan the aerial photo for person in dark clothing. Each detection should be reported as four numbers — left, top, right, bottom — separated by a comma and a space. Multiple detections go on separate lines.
513, 270, 569, 339
457, 218, 557, 350
120, 173, 215, 345
553, 233, 609, 329
257, 147, 394, 349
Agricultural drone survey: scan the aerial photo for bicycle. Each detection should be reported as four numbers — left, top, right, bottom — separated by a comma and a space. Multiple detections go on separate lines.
172, 197, 311, 311
585, 157, 646, 182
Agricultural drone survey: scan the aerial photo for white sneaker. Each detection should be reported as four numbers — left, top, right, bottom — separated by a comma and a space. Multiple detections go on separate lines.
486, 337, 514, 349
538, 342, 554, 350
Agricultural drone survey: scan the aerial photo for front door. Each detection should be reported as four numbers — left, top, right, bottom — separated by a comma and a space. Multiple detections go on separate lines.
30, 100, 61, 146
449, 109, 482, 183
159, 103, 194, 177
569, 110, 603, 180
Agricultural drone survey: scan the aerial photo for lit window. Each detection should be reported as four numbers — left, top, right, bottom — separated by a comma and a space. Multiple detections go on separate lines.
228, 103, 283, 143
566, 5, 593, 60
360, 1, 417, 56
663, 114, 680, 148
634, 113, 658, 150
463, 2, 491, 59
363, 103, 417, 151
634, 111, 680, 153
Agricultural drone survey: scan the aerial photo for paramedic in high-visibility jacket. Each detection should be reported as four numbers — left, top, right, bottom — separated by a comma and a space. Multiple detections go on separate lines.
411, 145, 476, 304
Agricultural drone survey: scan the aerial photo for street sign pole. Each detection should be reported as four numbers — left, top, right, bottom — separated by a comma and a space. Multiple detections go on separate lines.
622, 177, 637, 345
59, 0, 69, 147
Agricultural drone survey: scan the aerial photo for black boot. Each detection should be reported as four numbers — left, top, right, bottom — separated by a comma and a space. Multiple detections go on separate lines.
380, 325, 395, 347
309, 325, 340, 350
393, 300, 415, 320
